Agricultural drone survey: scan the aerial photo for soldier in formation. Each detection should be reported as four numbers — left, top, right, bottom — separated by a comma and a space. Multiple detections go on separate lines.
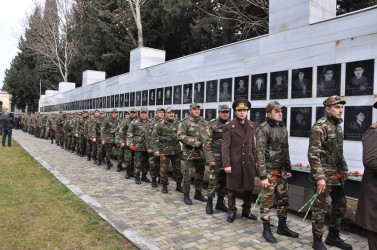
101, 109, 120, 170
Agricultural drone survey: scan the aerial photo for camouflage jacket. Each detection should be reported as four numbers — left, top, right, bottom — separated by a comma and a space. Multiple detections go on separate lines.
152, 117, 181, 155
127, 118, 150, 151
115, 117, 134, 145
203, 118, 228, 165
84, 117, 93, 138
100, 116, 119, 143
56, 115, 65, 130
64, 117, 73, 134
177, 115, 208, 160
308, 115, 348, 186
146, 116, 163, 150
76, 117, 88, 135
71, 117, 78, 134
40, 116, 47, 127
90, 116, 103, 139
256, 118, 291, 179
45, 117, 55, 128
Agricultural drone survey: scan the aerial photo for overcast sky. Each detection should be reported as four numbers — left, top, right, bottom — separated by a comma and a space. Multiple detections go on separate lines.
0, 0, 34, 90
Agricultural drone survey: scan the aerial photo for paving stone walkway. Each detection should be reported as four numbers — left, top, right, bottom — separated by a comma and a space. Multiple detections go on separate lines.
13, 130, 368, 250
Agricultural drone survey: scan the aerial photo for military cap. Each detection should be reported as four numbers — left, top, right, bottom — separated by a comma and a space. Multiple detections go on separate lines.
59, 111, 63, 113
62, 111, 67, 114
323, 95, 346, 107
156, 107, 165, 112
130, 108, 138, 113
189, 102, 201, 109
100, 110, 106, 114
77, 112, 82, 115
82, 110, 88, 114
218, 104, 230, 112
232, 99, 251, 110
140, 107, 148, 112
373, 101, 377, 109
125, 110, 130, 114
89, 111, 94, 115
266, 101, 286, 113
111, 108, 118, 113
166, 107, 174, 113
94, 109, 100, 112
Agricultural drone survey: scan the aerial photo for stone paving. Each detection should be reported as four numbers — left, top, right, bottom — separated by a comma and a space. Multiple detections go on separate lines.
13, 130, 368, 250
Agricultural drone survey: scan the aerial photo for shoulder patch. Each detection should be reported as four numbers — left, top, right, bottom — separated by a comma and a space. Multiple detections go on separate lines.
209, 119, 216, 124
371, 122, 377, 128
259, 121, 268, 128
316, 116, 327, 124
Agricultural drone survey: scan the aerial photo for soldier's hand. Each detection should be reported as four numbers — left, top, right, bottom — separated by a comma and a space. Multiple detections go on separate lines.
147, 149, 153, 153
209, 161, 216, 166
344, 171, 349, 180
121, 143, 125, 147
316, 179, 326, 194
154, 151, 160, 157
195, 141, 201, 148
286, 172, 292, 178
92, 138, 96, 142
101, 140, 105, 145
224, 166, 231, 173
260, 179, 270, 188
75, 134, 78, 137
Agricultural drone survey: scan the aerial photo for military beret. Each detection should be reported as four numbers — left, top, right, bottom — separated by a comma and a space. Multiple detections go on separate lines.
129, 108, 138, 113
323, 95, 346, 107
166, 107, 174, 113
266, 101, 286, 113
232, 99, 251, 110
218, 104, 230, 112
189, 102, 200, 109
111, 108, 118, 113
156, 107, 165, 112
140, 107, 148, 112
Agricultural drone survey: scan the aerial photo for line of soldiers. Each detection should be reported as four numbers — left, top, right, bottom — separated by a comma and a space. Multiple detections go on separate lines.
20, 95, 354, 250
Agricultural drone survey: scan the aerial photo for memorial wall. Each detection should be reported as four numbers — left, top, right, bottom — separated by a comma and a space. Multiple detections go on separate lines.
39, 0, 377, 172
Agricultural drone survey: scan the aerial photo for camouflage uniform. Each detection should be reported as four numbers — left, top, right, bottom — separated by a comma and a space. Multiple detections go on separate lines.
146, 111, 164, 182
90, 110, 105, 163
100, 110, 119, 165
152, 113, 182, 186
46, 114, 55, 143
63, 115, 74, 149
84, 113, 94, 158
56, 112, 66, 146
177, 103, 208, 201
76, 112, 88, 155
115, 117, 134, 167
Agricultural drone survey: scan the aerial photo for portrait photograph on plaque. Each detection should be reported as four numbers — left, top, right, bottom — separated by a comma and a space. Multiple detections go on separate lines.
149, 89, 155, 106
96, 98, 100, 109
136, 91, 141, 106
205, 109, 217, 121
164, 87, 172, 105
345, 59, 374, 96
106, 96, 110, 108
290, 107, 312, 137
99, 97, 102, 109
315, 106, 326, 122
123, 111, 128, 118
174, 110, 181, 120
89, 99, 93, 109
206, 80, 218, 103
102, 97, 105, 108
111, 95, 114, 108
317, 64, 341, 97
183, 84, 192, 104
250, 108, 266, 128
344, 106, 372, 141
173, 85, 182, 104
119, 111, 124, 119
251, 73, 267, 100
291, 67, 312, 98
194, 82, 204, 103
219, 78, 232, 102
234, 75, 249, 100
124, 93, 130, 107
182, 109, 190, 119
270, 70, 288, 99
119, 94, 124, 107
148, 110, 155, 119
156, 88, 164, 105
130, 92, 135, 107
115, 95, 119, 107
142, 90, 148, 106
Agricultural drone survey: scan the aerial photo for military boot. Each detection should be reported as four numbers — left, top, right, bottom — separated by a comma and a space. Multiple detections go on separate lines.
87, 155, 91, 161
277, 219, 299, 238
241, 209, 257, 220
56, 142, 60, 146
194, 190, 207, 202
325, 227, 352, 250
215, 196, 229, 212
98, 157, 102, 166
51, 140, 53, 144
141, 174, 150, 183
206, 198, 213, 214
227, 212, 236, 223
106, 161, 112, 170
183, 194, 192, 205
76, 150, 80, 155
93, 157, 97, 165
135, 176, 141, 184
262, 223, 276, 243
71, 148, 75, 153
175, 182, 183, 193
313, 235, 327, 250
116, 164, 122, 172
125, 168, 131, 179
162, 184, 168, 193
151, 178, 157, 187
130, 168, 134, 177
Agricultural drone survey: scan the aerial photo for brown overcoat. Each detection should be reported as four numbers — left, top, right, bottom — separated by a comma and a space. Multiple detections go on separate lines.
222, 118, 256, 191
356, 123, 377, 233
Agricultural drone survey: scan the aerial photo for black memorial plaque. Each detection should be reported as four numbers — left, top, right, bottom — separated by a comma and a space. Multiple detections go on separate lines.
156, 88, 164, 106
270, 70, 288, 99
124, 93, 130, 107
194, 82, 204, 103
219, 78, 232, 102
136, 91, 141, 106
149, 89, 155, 106
290, 107, 312, 137
115, 95, 119, 107
129, 92, 135, 107
250, 108, 266, 128
317, 64, 341, 97
182, 109, 190, 119
173, 85, 182, 104
142, 90, 148, 106
119, 94, 124, 108
345, 59, 374, 96
344, 106, 372, 141
148, 110, 155, 119
183, 84, 193, 104
205, 109, 217, 121
206, 80, 218, 103
164, 87, 172, 105
174, 110, 181, 120
251, 73, 267, 100
291, 67, 312, 98
234, 76, 249, 100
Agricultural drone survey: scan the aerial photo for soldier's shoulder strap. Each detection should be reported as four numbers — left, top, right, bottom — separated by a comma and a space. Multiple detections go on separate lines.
209, 119, 216, 124
259, 121, 268, 128
316, 116, 327, 125
370, 122, 377, 129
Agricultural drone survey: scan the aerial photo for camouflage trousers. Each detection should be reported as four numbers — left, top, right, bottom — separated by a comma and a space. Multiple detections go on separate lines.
48, 128, 55, 141
116, 146, 124, 164
134, 151, 149, 178
86, 139, 92, 156
40, 127, 46, 137
91, 140, 99, 158
260, 173, 289, 223
104, 143, 116, 161
124, 148, 134, 169
207, 162, 227, 199
149, 155, 160, 179
312, 185, 346, 238
116, 146, 133, 168
71, 136, 76, 150
34, 127, 40, 137
59, 131, 64, 146
159, 154, 182, 185
96, 141, 105, 159
78, 135, 86, 153
65, 133, 73, 148
182, 159, 205, 195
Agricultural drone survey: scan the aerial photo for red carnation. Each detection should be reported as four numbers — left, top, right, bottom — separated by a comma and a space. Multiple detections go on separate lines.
336, 173, 341, 178
333, 174, 336, 179
273, 176, 277, 180
105, 140, 108, 143
299, 163, 303, 166
130, 146, 136, 151
162, 154, 166, 161
307, 164, 310, 168
355, 171, 360, 175
273, 170, 278, 175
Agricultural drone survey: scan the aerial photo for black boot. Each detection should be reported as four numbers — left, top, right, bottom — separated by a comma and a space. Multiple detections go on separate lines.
162, 184, 168, 193
206, 198, 213, 214
215, 196, 229, 212
141, 174, 150, 183
194, 190, 207, 202
51, 140, 53, 144
227, 212, 236, 223
130, 168, 134, 177
184, 194, 192, 205
71, 148, 75, 153
125, 168, 130, 179
116, 164, 122, 172
76, 150, 80, 155
262, 223, 276, 243
106, 161, 112, 170
175, 182, 183, 193
277, 219, 299, 238
313, 235, 327, 250
135, 177, 141, 184
98, 157, 102, 166
93, 157, 97, 165
87, 155, 91, 161
151, 178, 157, 187
56, 142, 60, 146
241, 209, 257, 220
325, 227, 352, 250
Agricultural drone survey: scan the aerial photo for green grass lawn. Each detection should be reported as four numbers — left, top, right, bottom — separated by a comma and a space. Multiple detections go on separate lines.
0, 138, 135, 249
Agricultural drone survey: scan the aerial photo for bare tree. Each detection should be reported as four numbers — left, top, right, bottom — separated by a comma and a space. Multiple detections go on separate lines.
23, 0, 81, 82
126, 0, 149, 47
